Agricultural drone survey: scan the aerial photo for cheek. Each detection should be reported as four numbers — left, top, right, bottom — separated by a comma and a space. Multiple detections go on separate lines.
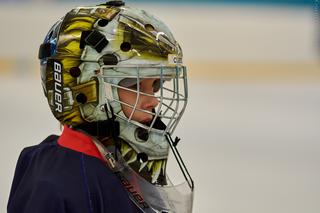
118, 88, 138, 105
118, 88, 140, 116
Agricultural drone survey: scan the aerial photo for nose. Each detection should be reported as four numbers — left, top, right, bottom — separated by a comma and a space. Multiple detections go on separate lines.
142, 95, 159, 111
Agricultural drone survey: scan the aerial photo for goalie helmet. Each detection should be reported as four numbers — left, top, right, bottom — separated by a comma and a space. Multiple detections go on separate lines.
39, 2, 193, 212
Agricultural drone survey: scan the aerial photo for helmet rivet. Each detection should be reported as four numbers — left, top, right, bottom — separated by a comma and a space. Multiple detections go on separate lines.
120, 42, 131, 52
135, 127, 149, 141
102, 54, 118, 65
76, 93, 87, 104
100, 105, 106, 112
69, 67, 81, 77
98, 19, 109, 27
137, 153, 148, 163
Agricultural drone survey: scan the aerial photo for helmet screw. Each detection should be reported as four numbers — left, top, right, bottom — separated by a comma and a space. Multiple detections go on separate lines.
69, 67, 81, 78
135, 127, 149, 141
137, 153, 148, 163
76, 93, 87, 104
100, 105, 106, 112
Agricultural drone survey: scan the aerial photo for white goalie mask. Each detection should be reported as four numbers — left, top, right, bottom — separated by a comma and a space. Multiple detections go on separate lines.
95, 61, 193, 213
39, 2, 194, 212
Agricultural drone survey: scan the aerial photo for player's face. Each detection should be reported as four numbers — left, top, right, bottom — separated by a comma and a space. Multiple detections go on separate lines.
118, 78, 160, 124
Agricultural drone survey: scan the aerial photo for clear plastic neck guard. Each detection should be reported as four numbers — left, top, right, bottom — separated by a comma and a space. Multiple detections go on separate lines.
93, 135, 194, 213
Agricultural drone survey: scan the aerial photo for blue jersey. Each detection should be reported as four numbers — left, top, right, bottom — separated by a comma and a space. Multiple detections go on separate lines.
8, 127, 141, 213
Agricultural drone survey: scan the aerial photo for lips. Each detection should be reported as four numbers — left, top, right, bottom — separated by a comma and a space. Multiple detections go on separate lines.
138, 110, 154, 125
140, 117, 153, 126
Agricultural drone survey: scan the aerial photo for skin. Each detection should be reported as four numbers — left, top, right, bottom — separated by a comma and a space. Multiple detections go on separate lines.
118, 78, 160, 124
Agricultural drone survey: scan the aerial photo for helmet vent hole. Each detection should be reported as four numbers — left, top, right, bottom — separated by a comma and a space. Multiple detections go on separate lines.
135, 127, 149, 141
102, 54, 118, 65
98, 19, 109, 27
69, 67, 81, 77
144, 24, 155, 31
120, 42, 131, 52
76, 93, 87, 104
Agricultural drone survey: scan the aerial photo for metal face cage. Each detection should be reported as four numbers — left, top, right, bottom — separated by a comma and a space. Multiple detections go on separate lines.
102, 65, 188, 135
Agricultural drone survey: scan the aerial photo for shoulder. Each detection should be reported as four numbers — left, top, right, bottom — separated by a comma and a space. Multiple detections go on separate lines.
9, 135, 139, 213
8, 135, 95, 212
9, 135, 59, 188
19, 135, 58, 156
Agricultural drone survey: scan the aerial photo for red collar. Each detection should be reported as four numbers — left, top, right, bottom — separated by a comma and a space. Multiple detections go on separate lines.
58, 125, 104, 162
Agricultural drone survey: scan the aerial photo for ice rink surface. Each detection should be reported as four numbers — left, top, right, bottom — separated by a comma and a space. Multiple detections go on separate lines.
1, 76, 320, 213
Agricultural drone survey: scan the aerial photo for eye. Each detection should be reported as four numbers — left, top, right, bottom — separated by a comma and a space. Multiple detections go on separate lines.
129, 83, 138, 90
128, 82, 142, 91
153, 79, 161, 93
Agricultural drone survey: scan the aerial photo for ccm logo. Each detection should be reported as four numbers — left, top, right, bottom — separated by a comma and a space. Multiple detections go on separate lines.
173, 56, 182, 64
53, 62, 63, 113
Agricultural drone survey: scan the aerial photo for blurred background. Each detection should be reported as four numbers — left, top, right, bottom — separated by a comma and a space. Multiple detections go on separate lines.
1, 0, 320, 212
